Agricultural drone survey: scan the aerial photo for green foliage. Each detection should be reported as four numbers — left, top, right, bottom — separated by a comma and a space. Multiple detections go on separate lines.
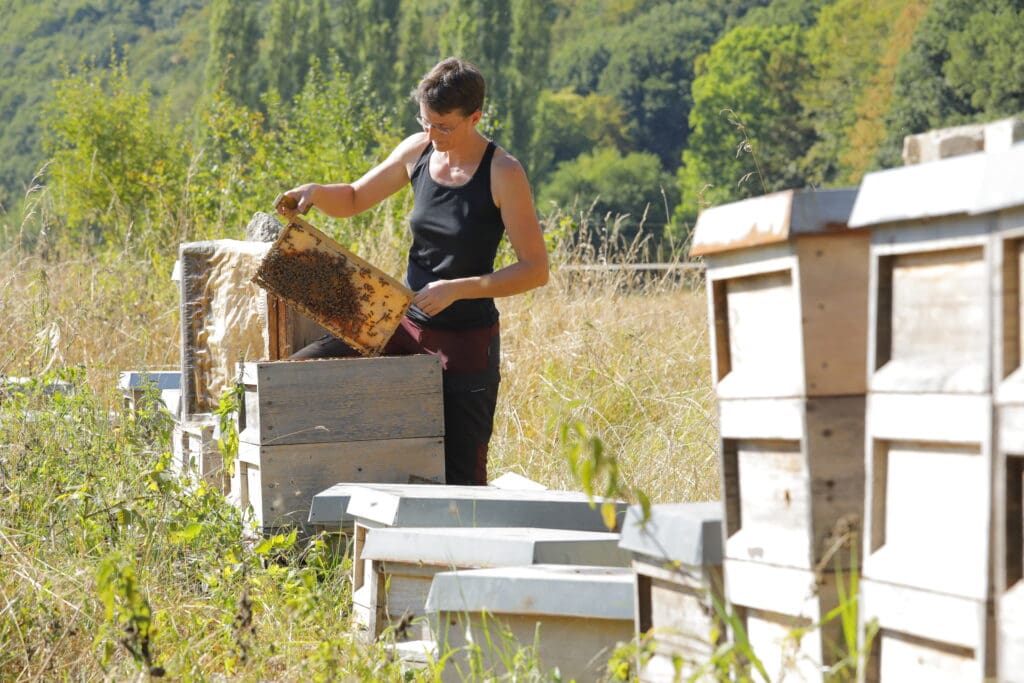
799, 0, 909, 187
879, 0, 1024, 168
529, 88, 632, 185
42, 57, 190, 251
205, 0, 261, 109
944, 4, 1024, 114
561, 422, 650, 531
540, 146, 679, 244
675, 23, 814, 226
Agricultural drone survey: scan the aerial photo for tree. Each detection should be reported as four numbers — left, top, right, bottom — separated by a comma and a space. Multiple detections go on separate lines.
877, 0, 1024, 168
507, 0, 554, 167
540, 146, 679, 244
799, 0, 908, 187
204, 0, 262, 109
528, 88, 631, 185
675, 24, 815, 228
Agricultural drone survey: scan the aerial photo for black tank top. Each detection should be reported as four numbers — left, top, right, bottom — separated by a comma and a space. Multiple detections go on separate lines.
405, 141, 506, 329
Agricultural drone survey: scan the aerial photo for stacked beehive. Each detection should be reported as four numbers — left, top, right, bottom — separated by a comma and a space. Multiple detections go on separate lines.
177, 238, 327, 490
690, 188, 868, 680
849, 142, 1024, 681
235, 358, 446, 532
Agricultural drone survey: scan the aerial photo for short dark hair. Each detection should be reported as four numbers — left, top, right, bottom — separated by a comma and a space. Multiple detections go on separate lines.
413, 57, 485, 116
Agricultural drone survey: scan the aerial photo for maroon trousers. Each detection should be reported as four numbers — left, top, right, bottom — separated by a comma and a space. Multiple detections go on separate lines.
290, 317, 500, 485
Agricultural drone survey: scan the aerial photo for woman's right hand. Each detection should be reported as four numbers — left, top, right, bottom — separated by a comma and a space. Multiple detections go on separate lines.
276, 184, 319, 217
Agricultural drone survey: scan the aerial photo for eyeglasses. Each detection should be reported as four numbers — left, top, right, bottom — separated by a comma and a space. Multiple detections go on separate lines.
415, 114, 465, 136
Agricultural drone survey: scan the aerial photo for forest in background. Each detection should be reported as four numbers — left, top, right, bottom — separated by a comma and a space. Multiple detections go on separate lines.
1, 0, 1023, 256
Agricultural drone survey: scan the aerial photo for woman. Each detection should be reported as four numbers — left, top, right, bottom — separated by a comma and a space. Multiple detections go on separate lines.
278, 57, 549, 485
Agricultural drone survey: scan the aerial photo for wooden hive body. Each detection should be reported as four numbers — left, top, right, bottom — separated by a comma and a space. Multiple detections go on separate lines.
692, 188, 867, 680
618, 503, 725, 682
991, 200, 1024, 681
425, 565, 635, 682
359, 526, 628, 640
233, 357, 446, 531
849, 145, 1024, 682
342, 483, 626, 635
178, 239, 327, 422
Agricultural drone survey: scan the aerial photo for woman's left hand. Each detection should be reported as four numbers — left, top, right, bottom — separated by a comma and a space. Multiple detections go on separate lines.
413, 280, 463, 317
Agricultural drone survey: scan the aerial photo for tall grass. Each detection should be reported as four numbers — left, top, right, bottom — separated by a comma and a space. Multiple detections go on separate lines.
0, 203, 717, 679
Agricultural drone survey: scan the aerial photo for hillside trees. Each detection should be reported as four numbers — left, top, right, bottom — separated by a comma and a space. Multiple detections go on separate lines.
204, 0, 261, 109
879, 0, 1024, 167
674, 23, 814, 228
540, 147, 680, 243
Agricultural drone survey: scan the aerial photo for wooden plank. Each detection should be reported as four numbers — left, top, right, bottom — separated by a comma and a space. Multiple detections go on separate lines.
744, 608, 822, 683
720, 396, 865, 570
870, 629, 985, 683
802, 395, 865, 571
871, 245, 991, 393
859, 578, 993, 676
723, 559, 842, 681
729, 439, 809, 567
999, 581, 1024, 682
435, 611, 634, 683
690, 188, 857, 257
718, 398, 804, 440
795, 232, 871, 396
867, 393, 989, 444
234, 437, 445, 530
238, 355, 444, 446
633, 558, 722, 671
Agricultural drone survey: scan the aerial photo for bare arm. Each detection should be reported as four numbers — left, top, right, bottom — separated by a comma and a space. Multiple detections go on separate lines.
413, 151, 549, 316
279, 134, 429, 218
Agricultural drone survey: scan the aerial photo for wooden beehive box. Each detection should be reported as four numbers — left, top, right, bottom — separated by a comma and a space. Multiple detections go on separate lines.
425, 565, 635, 682
233, 356, 446, 531
178, 239, 327, 422
343, 483, 627, 633
117, 370, 181, 417
984, 147, 1024, 682
170, 420, 227, 493
847, 145, 1024, 682
691, 190, 867, 574
690, 188, 867, 400
252, 216, 413, 356
617, 502, 724, 682
360, 526, 628, 640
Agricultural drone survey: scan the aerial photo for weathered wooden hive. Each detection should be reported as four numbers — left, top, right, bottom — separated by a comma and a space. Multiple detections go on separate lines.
359, 525, 628, 640
341, 483, 627, 635
425, 564, 635, 682
234, 357, 446, 531
617, 502, 724, 682
177, 239, 328, 488
849, 142, 1024, 682
690, 187, 867, 680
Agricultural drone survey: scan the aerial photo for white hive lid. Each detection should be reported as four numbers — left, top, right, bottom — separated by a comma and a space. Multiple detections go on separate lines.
345, 483, 625, 531
617, 501, 724, 566
424, 565, 635, 620
360, 526, 629, 568
690, 188, 858, 257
